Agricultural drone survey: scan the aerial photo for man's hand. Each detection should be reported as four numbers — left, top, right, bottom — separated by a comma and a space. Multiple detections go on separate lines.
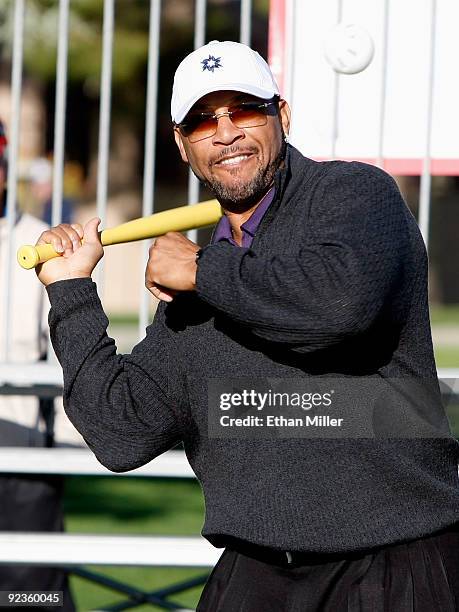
145, 232, 199, 302
35, 217, 104, 286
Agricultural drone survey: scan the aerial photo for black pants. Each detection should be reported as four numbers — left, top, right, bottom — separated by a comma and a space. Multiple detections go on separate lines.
197, 523, 459, 611
0, 475, 75, 612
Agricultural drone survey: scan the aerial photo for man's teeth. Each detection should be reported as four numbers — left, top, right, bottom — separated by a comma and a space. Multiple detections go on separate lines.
219, 155, 250, 166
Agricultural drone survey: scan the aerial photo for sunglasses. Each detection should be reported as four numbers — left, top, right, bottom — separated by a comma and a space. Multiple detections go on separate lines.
176, 99, 279, 143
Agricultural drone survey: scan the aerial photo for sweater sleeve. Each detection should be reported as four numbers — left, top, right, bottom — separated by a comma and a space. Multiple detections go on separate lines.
196, 164, 411, 352
46, 278, 184, 472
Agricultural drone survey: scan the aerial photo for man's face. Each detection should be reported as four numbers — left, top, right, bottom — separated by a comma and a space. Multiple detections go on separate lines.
174, 91, 291, 211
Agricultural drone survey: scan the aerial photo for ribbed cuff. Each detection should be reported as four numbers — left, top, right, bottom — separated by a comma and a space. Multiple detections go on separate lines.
47, 277, 97, 308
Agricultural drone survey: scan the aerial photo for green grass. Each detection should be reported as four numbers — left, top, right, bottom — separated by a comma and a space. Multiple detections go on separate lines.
108, 313, 139, 326
64, 477, 204, 535
64, 477, 207, 611
70, 567, 207, 612
430, 305, 459, 325
434, 346, 459, 368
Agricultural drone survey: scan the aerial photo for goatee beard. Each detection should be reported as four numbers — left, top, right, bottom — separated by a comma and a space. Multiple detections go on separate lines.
198, 142, 286, 213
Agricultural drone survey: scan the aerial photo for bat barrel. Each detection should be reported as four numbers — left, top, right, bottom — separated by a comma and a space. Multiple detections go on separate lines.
17, 199, 222, 270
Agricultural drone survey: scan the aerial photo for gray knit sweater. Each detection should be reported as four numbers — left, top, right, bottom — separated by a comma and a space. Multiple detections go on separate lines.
47, 145, 459, 553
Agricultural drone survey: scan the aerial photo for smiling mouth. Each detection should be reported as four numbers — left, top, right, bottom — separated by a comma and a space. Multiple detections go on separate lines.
215, 153, 254, 168
211, 145, 259, 171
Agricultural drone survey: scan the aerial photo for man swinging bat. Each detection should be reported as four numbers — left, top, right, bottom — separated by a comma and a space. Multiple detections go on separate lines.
35, 41, 459, 611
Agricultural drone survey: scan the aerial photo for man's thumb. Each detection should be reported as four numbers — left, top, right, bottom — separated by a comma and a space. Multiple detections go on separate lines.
83, 217, 102, 244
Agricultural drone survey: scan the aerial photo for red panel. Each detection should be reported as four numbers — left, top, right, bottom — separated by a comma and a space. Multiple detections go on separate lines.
268, 0, 286, 94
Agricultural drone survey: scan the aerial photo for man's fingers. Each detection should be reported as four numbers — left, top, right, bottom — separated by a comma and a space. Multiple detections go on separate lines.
71, 223, 84, 239
82, 217, 102, 245
37, 225, 81, 254
36, 230, 65, 253
146, 282, 177, 302
148, 286, 173, 302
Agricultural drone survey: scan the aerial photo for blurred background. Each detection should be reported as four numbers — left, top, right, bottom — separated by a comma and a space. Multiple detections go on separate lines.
0, 0, 457, 610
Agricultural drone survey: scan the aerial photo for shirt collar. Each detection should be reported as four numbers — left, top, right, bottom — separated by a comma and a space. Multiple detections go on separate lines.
240, 186, 275, 237
212, 186, 276, 244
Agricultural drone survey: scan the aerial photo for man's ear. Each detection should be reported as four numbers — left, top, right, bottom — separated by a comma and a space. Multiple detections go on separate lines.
173, 127, 189, 163
278, 99, 291, 140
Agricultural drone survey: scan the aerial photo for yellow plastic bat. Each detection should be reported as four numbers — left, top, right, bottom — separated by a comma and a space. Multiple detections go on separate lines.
17, 199, 222, 270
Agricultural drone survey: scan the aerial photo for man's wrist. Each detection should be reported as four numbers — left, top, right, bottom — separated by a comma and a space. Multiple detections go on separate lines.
44, 272, 91, 287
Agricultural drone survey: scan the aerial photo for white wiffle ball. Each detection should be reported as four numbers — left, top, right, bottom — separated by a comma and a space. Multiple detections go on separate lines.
323, 23, 375, 75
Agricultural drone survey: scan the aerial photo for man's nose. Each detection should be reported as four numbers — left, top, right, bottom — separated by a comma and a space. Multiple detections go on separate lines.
212, 114, 244, 145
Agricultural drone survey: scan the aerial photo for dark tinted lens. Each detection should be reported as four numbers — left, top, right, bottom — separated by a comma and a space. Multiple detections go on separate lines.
231, 103, 270, 128
180, 113, 217, 141
178, 100, 277, 142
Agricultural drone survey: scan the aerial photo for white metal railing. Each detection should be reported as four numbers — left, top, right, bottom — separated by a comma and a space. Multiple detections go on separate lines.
0, 447, 194, 477
0, 533, 221, 568
94, 0, 114, 295
418, 0, 437, 249
51, 0, 69, 229
139, 0, 161, 337
187, 0, 207, 246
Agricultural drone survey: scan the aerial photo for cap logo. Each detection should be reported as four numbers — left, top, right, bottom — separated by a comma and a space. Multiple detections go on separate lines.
201, 55, 222, 72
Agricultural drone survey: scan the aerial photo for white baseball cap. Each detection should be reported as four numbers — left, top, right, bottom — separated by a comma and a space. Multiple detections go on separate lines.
171, 40, 280, 124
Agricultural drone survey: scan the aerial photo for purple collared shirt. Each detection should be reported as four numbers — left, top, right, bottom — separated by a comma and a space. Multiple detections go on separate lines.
212, 187, 275, 248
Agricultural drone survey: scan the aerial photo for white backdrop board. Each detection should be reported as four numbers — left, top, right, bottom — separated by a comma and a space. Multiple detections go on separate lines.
273, 0, 459, 175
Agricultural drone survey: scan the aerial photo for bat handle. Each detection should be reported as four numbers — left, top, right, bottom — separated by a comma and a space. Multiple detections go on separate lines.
17, 244, 62, 270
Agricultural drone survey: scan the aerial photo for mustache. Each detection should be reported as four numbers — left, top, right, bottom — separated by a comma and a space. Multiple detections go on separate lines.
209, 145, 258, 167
